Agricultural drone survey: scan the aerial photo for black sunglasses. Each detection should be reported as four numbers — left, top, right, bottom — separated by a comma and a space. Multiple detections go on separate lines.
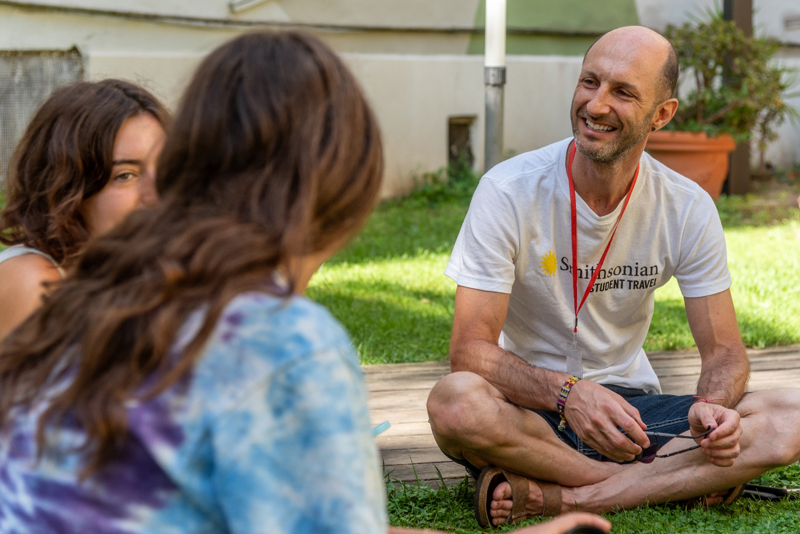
634, 426, 713, 463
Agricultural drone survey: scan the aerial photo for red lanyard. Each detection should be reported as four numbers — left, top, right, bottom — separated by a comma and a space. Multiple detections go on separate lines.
567, 142, 639, 333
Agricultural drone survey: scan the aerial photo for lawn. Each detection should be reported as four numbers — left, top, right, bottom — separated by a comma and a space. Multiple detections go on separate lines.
386, 464, 800, 534
308, 176, 800, 364
308, 173, 800, 533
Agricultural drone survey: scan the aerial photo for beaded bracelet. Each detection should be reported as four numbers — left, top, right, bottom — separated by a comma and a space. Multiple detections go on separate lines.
557, 375, 581, 431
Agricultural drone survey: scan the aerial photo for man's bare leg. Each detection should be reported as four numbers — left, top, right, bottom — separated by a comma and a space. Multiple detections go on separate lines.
487, 388, 800, 521
427, 371, 625, 483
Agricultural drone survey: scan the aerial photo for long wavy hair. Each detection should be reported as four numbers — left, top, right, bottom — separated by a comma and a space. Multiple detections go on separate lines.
0, 30, 383, 477
0, 79, 170, 263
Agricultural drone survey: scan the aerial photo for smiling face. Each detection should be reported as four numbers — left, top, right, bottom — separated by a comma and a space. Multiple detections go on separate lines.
81, 113, 165, 237
570, 27, 673, 163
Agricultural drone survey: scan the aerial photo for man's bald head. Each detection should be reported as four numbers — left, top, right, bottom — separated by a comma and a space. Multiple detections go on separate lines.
583, 26, 678, 102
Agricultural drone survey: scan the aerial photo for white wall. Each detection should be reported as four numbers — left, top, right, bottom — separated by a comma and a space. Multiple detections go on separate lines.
92, 50, 582, 197
344, 54, 581, 197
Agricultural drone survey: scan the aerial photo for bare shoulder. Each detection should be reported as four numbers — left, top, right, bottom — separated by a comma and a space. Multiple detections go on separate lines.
0, 253, 62, 292
0, 253, 62, 339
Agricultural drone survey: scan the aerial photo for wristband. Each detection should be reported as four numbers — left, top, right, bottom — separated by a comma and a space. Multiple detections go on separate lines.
557, 375, 580, 431
693, 395, 725, 404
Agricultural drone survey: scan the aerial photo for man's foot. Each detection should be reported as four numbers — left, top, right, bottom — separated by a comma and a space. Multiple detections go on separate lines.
489, 477, 734, 524
474, 467, 562, 528
489, 478, 550, 526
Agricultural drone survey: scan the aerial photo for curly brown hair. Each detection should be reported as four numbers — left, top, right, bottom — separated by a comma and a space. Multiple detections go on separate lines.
0, 79, 170, 263
0, 30, 383, 477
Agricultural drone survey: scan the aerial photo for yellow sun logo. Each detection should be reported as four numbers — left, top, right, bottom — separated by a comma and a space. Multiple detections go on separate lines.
540, 251, 557, 277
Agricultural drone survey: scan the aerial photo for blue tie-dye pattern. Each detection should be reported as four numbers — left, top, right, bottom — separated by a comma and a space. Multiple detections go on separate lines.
0, 293, 387, 533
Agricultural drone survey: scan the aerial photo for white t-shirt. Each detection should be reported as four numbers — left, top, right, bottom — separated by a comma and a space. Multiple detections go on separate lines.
445, 138, 731, 394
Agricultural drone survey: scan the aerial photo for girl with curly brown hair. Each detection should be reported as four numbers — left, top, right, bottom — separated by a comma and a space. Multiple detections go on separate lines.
0, 79, 169, 339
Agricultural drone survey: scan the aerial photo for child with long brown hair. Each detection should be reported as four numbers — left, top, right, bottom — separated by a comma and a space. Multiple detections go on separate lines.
0, 79, 169, 339
0, 32, 609, 534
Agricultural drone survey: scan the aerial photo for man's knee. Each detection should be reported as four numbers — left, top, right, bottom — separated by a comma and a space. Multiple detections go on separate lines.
426, 371, 499, 441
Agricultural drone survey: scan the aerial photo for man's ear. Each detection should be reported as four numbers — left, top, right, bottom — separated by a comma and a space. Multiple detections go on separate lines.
651, 98, 679, 132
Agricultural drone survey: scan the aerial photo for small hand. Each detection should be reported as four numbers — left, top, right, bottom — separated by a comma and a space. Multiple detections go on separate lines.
564, 380, 650, 462
517, 513, 612, 534
688, 402, 742, 467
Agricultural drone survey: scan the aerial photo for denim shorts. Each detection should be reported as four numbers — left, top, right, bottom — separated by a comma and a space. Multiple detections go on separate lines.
449, 384, 695, 479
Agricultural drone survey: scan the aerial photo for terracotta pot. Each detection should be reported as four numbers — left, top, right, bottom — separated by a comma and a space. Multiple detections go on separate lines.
645, 131, 736, 200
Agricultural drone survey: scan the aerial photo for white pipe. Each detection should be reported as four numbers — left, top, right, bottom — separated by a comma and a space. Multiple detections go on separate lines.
228, 0, 272, 14
485, 0, 506, 67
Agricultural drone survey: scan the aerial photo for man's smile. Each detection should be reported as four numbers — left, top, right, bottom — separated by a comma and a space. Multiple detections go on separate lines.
582, 116, 618, 134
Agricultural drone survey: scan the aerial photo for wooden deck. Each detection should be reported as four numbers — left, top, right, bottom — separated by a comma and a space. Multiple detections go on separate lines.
365, 345, 800, 487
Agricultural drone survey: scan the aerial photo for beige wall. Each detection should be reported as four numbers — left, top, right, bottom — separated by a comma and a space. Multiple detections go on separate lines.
14, 0, 482, 27
345, 54, 582, 197
89, 50, 582, 198
2, 1, 799, 196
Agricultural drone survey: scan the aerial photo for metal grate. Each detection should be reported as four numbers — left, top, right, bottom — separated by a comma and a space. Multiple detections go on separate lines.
0, 48, 84, 186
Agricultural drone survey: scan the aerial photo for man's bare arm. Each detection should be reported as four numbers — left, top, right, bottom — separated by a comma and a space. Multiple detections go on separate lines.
685, 289, 749, 408
684, 289, 749, 466
450, 286, 567, 410
450, 285, 649, 461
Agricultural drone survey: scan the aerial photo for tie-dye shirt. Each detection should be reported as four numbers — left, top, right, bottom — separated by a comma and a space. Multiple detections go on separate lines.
0, 293, 387, 534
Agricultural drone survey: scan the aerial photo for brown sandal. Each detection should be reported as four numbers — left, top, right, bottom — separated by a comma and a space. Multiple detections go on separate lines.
474, 466, 562, 529
676, 484, 745, 509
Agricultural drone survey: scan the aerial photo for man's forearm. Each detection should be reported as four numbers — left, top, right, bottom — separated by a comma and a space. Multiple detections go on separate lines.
450, 339, 568, 411
696, 344, 749, 408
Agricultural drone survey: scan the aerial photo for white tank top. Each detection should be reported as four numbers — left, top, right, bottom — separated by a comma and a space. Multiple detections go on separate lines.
0, 245, 66, 278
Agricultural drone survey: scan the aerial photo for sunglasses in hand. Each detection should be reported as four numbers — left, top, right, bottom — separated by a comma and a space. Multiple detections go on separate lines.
634, 426, 713, 464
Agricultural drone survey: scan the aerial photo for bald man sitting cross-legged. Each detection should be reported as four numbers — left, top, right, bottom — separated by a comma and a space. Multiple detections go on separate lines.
426, 25, 800, 528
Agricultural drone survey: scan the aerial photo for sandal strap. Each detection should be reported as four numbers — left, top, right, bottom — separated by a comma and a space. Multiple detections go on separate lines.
721, 484, 745, 506
539, 480, 563, 517
504, 470, 531, 521
503, 470, 563, 521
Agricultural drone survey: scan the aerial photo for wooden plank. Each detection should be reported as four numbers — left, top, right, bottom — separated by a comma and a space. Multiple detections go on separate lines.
370, 409, 429, 425
647, 345, 800, 360
376, 434, 439, 450
377, 421, 438, 437
651, 355, 800, 372
381, 447, 452, 466
364, 361, 450, 375
368, 393, 429, 411
383, 461, 469, 484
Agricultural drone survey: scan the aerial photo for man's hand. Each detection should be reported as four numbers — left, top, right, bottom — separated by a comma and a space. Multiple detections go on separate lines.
564, 380, 650, 462
688, 401, 742, 467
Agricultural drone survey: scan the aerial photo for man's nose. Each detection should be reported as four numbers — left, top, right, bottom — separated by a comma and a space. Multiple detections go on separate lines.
585, 87, 612, 118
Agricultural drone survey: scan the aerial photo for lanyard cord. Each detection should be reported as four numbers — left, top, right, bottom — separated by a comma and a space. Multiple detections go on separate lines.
567, 142, 639, 333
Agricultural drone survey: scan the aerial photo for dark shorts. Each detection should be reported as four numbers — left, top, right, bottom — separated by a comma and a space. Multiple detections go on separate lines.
447, 384, 695, 479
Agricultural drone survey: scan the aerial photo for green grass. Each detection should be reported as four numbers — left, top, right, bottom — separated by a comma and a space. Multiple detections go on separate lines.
386, 462, 800, 533
308, 175, 800, 364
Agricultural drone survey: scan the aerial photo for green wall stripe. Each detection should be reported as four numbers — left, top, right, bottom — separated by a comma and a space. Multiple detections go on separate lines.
469, 0, 640, 56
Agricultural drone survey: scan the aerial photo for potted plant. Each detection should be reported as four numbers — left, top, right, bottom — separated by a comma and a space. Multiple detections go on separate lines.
646, 13, 796, 199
